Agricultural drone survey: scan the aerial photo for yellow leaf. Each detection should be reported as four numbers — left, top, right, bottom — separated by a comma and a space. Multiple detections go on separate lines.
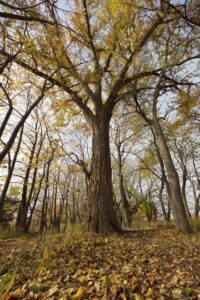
72, 286, 85, 299
134, 295, 143, 300
49, 285, 58, 296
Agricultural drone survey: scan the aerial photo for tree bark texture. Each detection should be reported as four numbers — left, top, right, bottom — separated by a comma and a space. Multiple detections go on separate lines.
88, 110, 121, 233
152, 120, 191, 233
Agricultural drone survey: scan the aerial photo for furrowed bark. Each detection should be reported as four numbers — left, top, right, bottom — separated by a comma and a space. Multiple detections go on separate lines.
88, 109, 121, 233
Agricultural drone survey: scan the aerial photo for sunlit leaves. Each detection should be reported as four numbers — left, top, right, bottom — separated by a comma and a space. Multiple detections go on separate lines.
9, 186, 21, 196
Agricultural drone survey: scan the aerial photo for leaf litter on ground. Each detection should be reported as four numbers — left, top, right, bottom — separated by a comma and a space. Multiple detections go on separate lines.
0, 229, 199, 299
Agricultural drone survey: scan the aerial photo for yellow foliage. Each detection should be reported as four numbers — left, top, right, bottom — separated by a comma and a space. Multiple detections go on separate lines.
177, 91, 199, 118
9, 186, 21, 196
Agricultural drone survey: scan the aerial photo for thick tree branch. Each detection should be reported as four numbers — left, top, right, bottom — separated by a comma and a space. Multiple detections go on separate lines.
0, 83, 13, 138
124, 55, 200, 85
106, 17, 163, 111
0, 11, 55, 25
82, 0, 102, 106
0, 0, 45, 11
82, 0, 100, 72
167, 1, 200, 27
0, 49, 95, 122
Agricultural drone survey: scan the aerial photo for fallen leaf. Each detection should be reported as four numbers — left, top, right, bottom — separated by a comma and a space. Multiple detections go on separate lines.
120, 293, 127, 299
49, 285, 59, 296
72, 286, 85, 299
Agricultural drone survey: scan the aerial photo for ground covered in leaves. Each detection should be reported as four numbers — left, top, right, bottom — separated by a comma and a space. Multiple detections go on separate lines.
0, 230, 199, 300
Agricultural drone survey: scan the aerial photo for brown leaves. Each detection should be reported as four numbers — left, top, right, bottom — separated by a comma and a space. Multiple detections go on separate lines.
0, 230, 200, 299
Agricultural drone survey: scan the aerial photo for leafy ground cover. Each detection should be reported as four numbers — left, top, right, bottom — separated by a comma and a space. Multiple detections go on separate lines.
0, 230, 199, 299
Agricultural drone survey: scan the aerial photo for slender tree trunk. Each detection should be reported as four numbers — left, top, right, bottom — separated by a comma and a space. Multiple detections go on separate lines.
57, 194, 65, 233
88, 110, 121, 233
0, 88, 45, 163
151, 78, 190, 233
0, 126, 23, 218
165, 180, 171, 220
119, 176, 132, 227
39, 154, 53, 232
116, 144, 132, 227
25, 162, 46, 233
52, 168, 61, 230
194, 194, 200, 218
63, 177, 70, 232
0, 103, 13, 139
195, 195, 200, 218
182, 169, 191, 219
192, 158, 200, 190
192, 158, 200, 217
151, 126, 171, 219
63, 201, 68, 233
16, 123, 38, 231
190, 180, 200, 218
173, 141, 191, 220
152, 121, 190, 232
158, 179, 167, 220
70, 175, 76, 229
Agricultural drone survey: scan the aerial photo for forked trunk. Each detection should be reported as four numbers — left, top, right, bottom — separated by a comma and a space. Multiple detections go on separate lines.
88, 110, 121, 233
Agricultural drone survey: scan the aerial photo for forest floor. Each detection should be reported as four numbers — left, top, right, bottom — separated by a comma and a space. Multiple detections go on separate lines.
0, 229, 199, 300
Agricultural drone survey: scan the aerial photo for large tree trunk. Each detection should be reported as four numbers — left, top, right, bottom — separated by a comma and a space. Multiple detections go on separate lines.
88, 110, 121, 233
152, 120, 191, 233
